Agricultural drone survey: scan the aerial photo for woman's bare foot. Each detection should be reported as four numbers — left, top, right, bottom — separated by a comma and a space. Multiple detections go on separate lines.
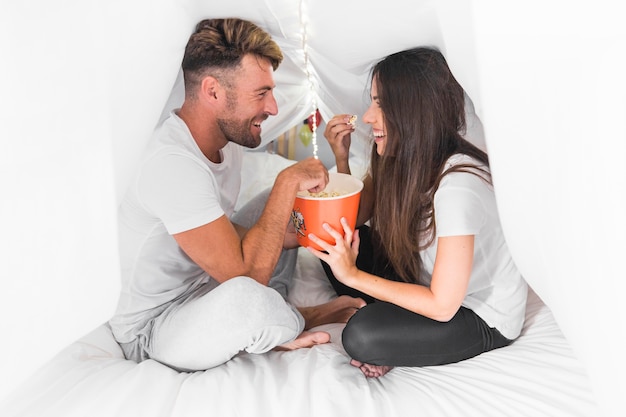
298, 295, 366, 329
350, 359, 394, 378
274, 331, 330, 351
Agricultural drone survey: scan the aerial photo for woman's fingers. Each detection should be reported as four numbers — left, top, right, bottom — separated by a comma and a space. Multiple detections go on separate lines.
307, 233, 334, 253
351, 228, 360, 252
309, 220, 355, 259
339, 217, 353, 243
312, 219, 355, 248
322, 222, 344, 241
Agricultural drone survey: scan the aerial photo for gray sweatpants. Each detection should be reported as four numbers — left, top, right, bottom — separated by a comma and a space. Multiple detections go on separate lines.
122, 189, 304, 372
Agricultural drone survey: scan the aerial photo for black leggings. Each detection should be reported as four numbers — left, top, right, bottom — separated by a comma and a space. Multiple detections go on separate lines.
321, 226, 511, 367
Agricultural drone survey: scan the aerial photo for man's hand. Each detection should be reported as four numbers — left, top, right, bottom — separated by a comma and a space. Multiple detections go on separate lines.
280, 157, 329, 194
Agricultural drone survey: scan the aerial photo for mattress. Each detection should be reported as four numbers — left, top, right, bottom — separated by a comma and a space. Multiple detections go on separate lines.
0, 152, 599, 417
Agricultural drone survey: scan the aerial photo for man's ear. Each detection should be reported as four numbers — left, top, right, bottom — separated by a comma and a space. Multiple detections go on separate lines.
200, 76, 220, 101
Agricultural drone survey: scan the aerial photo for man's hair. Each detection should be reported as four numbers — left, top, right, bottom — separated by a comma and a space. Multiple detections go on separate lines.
181, 18, 283, 97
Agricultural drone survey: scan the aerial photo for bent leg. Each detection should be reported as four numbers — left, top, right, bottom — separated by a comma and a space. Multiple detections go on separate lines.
149, 276, 305, 372
343, 302, 511, 367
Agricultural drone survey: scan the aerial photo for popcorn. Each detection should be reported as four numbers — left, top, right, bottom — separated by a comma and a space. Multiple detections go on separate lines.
307, 190, 344, 198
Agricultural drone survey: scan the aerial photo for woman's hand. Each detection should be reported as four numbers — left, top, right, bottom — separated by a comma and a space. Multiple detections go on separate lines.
307, 217, 360, 285
324, 114, 356, 174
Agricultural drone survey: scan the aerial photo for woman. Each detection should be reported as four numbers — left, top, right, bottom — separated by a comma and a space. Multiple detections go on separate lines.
309, 47, 527, 378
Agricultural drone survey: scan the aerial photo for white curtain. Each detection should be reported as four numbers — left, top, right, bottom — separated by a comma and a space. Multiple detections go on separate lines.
1, 1, 624, 415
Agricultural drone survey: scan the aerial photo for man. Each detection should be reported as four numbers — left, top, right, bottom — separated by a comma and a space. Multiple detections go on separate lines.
109, 18, 364, 372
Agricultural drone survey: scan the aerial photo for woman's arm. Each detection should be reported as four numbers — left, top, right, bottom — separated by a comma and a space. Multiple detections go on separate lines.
349, 235, 473, 321
309, 219, 474, 322
324, 114, 373, 225
324, 114, 354, 174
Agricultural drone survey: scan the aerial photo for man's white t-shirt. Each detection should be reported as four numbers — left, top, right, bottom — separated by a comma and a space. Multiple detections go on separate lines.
110, 112, 243, 344
419, 154, 527, 340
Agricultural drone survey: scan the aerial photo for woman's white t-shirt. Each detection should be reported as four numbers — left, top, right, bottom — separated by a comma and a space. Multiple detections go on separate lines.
419, 154, 527, 339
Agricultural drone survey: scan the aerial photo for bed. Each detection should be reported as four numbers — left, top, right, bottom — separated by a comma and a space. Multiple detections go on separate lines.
3, 1, 624, 416
0, 151, 599, 417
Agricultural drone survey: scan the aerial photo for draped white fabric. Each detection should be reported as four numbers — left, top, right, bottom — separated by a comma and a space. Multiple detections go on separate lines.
1, 1, 624, 415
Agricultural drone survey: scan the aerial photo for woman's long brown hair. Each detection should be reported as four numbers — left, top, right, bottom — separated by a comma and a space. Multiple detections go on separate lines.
369, 47, 490, 284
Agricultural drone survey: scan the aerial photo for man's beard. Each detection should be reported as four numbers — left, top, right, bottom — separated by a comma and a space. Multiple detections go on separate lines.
217, 117, 261, 149
217, 91, 266, 148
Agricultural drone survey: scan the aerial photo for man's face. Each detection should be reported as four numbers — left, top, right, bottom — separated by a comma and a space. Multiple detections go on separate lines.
216, 54, 279, 148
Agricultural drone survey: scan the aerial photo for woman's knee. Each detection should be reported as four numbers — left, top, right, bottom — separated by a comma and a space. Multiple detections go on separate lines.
341, 305, 389, 362
341, 302, 438, 365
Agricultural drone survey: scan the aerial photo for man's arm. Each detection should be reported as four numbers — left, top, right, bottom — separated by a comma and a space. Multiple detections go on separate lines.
173, 158, 328, 285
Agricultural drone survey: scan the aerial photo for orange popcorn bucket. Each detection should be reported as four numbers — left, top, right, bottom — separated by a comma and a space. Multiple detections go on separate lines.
291, 172, 363, 251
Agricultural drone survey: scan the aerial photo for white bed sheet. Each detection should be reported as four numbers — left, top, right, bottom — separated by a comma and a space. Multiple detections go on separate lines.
0, 152, 599, 417
0, 248, 599, 417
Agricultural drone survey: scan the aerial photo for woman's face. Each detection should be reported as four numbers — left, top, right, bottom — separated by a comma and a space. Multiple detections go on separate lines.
363, 77, 387, 155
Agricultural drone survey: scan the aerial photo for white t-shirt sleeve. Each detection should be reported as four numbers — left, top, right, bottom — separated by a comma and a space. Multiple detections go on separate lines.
138, 151, 224, 235
434, 174, 487, 237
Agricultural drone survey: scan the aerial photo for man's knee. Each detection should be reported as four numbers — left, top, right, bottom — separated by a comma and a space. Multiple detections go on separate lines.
224, 276, 301, 330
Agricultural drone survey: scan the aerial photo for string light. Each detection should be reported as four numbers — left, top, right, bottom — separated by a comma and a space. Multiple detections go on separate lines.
311, 105, 318, 158
299, 0, 318, 159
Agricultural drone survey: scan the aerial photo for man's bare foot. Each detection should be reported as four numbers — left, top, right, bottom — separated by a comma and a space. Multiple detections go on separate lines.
274, 331, 330, 351
350, 359, 394, 378
298, 295, 366, 329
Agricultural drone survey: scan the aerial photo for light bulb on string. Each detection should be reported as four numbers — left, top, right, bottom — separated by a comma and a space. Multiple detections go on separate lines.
304, 107, 322, 159
299, 0, 321, 160
311, 105, 318, 159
